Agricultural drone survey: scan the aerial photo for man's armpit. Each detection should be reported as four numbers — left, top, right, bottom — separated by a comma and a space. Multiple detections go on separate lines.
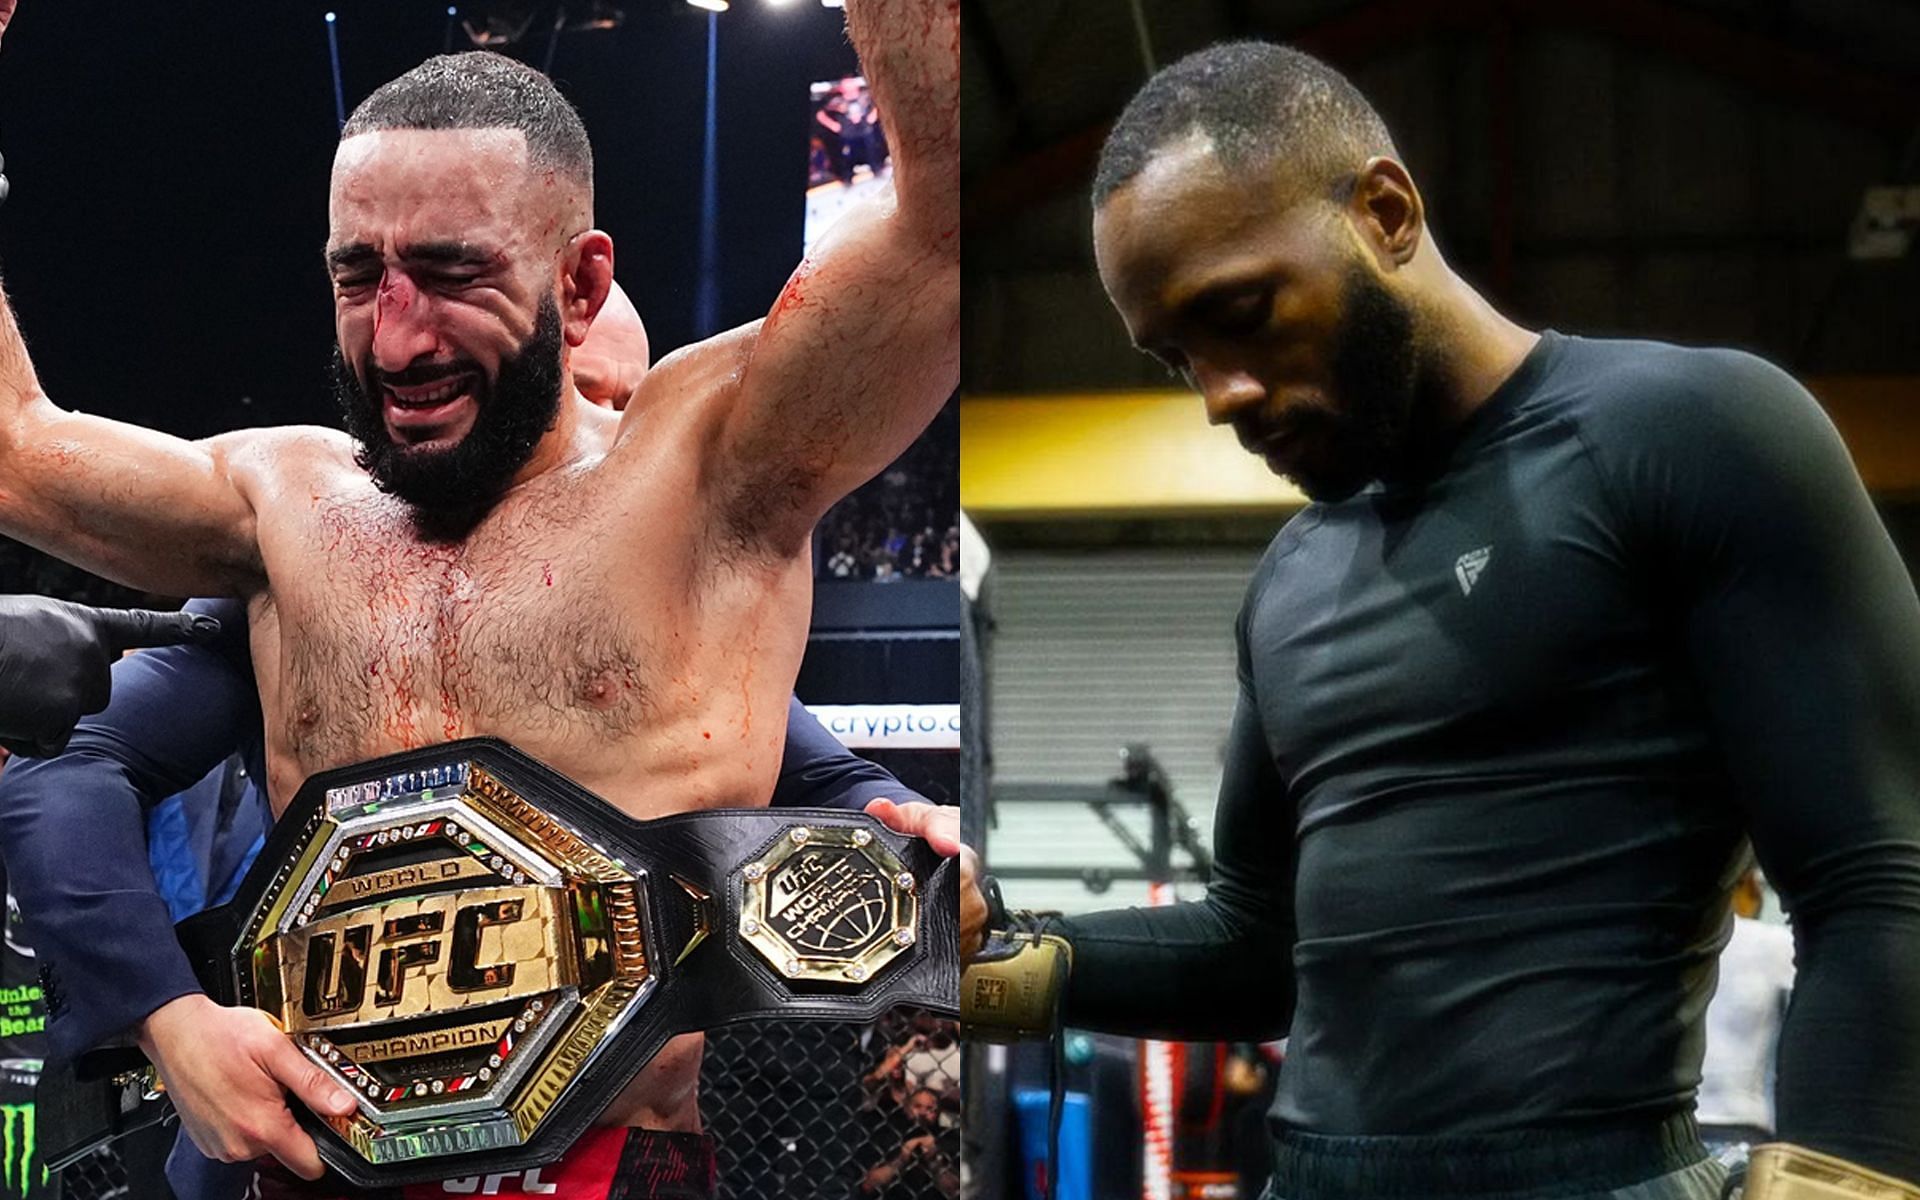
714, 453, 826, 561
622, 323, 825, 562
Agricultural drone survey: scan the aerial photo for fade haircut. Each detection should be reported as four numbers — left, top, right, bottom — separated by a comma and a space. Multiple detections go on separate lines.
341, 52, 593, 194
1092, 42, 1396, 209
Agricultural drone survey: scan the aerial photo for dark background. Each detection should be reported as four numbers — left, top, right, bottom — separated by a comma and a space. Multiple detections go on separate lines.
0, 0, 961, 702
0, 0, 857, 437
962, 0, 1920, 391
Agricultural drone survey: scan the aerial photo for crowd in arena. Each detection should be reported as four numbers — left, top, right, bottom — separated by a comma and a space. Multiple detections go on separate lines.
817, 403, 959, 584
858, 1012, 962, 1198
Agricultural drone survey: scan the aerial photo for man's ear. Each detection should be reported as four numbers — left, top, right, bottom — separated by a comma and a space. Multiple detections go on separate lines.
1347, 157, 1424, 270
560, 230, 615, 347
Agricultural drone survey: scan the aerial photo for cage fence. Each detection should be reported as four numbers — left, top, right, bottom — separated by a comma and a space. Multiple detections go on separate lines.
55, 1147, 124, 1200
702, 1007, 960, 1199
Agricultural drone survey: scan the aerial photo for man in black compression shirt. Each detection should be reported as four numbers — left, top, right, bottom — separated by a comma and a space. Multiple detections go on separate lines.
959, 42, 1920, 1200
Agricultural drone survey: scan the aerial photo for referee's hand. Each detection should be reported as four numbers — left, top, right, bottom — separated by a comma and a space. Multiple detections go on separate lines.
0, 595, 219, 757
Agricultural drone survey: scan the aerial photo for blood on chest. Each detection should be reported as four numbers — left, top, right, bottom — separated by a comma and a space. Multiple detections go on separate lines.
279, 512, 658, 766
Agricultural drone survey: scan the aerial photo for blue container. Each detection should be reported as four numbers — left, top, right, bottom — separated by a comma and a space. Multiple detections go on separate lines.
1014, 1090, 1092, 1200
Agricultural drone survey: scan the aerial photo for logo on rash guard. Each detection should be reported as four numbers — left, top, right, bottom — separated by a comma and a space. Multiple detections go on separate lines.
1455, 546, 1491, 596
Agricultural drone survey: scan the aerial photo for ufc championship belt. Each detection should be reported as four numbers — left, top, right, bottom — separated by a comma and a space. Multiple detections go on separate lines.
45, 738, 957, 1187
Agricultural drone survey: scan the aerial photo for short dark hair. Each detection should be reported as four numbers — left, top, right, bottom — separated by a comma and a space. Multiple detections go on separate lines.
342, 51, 593, 190
1092, 42, 1396, 208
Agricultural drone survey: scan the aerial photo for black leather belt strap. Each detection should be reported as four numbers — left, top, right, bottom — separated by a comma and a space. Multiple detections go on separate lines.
176, 810, 958, 1025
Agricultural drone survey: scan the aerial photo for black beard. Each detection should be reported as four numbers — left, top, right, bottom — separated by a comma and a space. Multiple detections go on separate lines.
331, 296, 564, 536
1287, 262, 1420, 503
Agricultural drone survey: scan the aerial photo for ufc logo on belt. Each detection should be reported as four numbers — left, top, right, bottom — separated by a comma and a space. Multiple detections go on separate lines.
278, 886, 552, 1028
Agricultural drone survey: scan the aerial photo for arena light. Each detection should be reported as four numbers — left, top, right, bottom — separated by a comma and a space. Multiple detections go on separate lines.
686, 0, 728, 10
560, 0, 625, 30
462, 1, 538, 46
324, 12, 345, 129
820, 0, 844, 6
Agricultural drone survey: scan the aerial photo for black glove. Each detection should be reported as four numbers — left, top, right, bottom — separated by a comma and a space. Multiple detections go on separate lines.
0, 596, 220, 757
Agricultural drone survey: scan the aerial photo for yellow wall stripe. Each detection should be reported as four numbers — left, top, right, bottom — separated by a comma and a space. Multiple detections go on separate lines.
962, 378, 1920, 519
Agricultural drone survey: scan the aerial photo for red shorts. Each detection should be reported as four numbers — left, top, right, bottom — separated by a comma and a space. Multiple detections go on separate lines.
251, 1128, 717, 1200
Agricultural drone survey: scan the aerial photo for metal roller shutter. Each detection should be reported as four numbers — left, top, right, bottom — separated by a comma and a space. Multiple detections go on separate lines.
986, 544, 1270, 914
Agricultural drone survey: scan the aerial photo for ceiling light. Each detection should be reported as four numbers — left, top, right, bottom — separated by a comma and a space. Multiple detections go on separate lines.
461, 2, 539, 45
560, 0, 625, 30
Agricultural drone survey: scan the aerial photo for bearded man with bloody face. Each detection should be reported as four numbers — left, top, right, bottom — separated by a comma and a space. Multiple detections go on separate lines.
959, 41, 1920, 1200
0, 1, 959, 1195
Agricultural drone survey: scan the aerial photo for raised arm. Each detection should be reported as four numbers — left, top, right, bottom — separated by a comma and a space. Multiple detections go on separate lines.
694, 0, 960, 553
0, 282, 267, 596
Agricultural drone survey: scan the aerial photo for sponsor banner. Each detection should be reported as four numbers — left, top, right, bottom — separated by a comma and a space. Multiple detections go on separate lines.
806, 705, 961, 751
0, 1104, 44, 1199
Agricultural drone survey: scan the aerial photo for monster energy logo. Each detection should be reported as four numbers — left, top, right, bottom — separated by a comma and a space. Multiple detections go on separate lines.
0, 1104, 42, 1196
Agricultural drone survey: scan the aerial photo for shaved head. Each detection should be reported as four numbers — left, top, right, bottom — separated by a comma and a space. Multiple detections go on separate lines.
1094, 41, 1396, 211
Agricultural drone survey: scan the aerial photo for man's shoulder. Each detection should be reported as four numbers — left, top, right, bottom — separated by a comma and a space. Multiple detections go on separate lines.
1536, 335, 1839, 505
604, 324, 766, 479
621, 323, 762, 423
215, 424, 358, 487
1546, 334, 1813, 444
1251, 508, 1316, 571
1239, 508, 1327, 617
217, 423, 355, 463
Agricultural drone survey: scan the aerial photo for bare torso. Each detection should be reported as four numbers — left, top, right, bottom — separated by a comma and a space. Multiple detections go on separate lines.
0, 0, 956, 1157
234, 343, 813, 1131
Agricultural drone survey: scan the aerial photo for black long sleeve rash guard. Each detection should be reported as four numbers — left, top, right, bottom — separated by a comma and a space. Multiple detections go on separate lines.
1057, 332, 1920, 1181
